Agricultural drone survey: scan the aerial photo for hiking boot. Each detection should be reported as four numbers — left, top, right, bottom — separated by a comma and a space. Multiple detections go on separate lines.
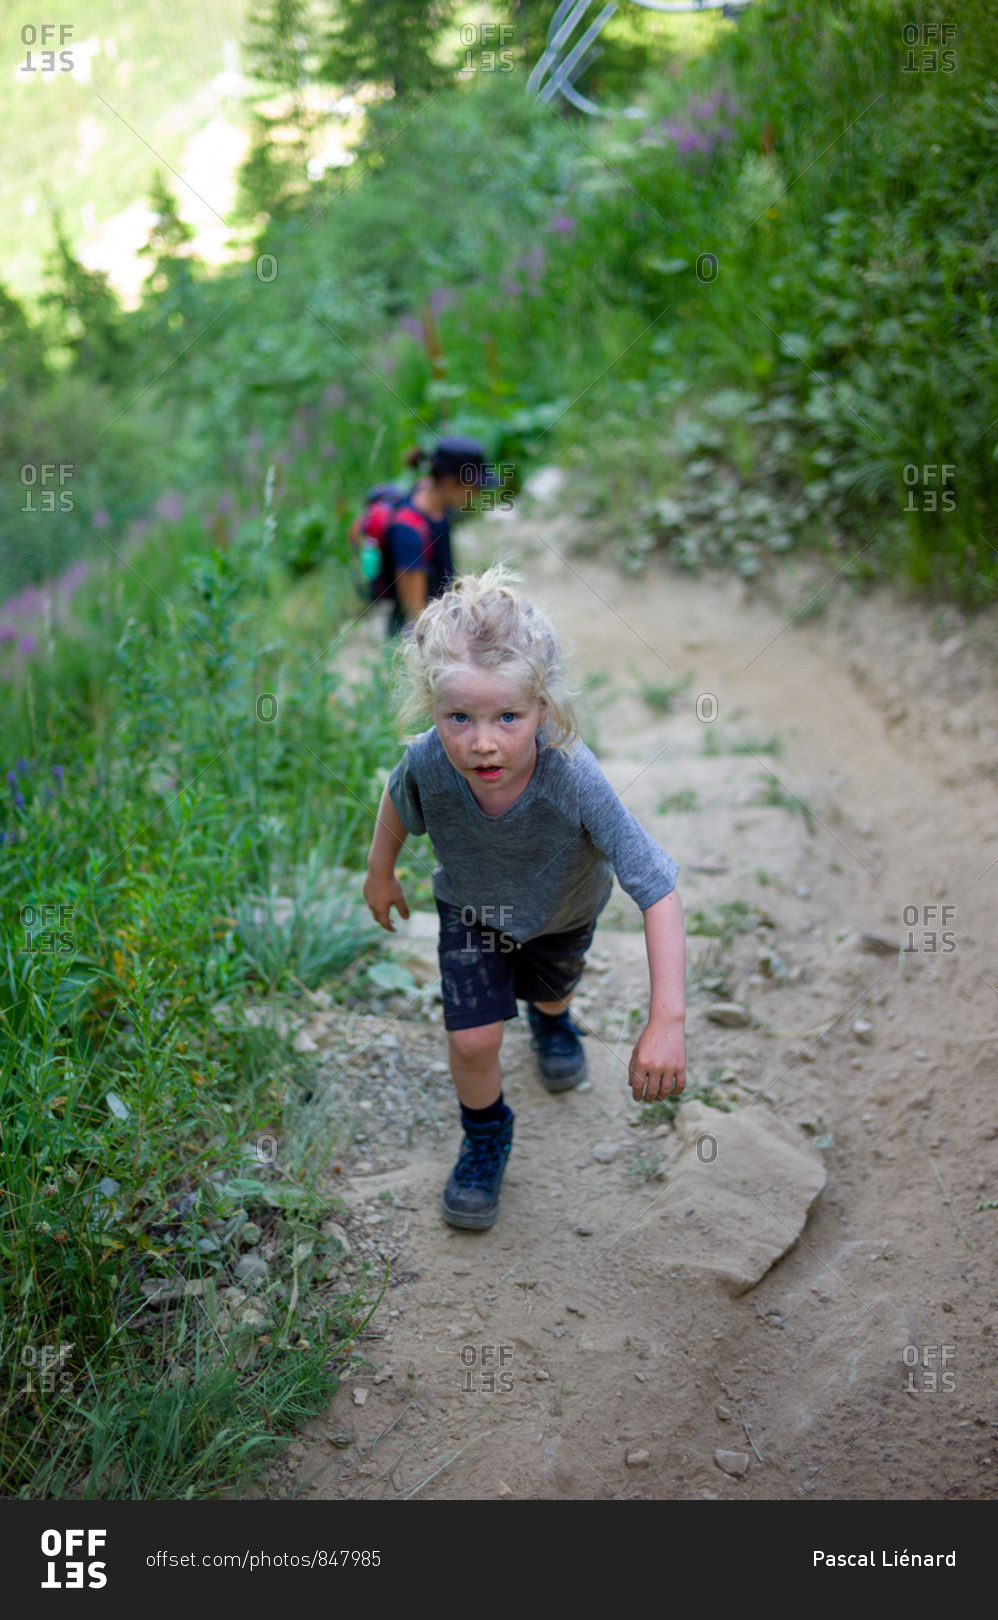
527, 1002, 587, 1091
441, 1109, 515, 1230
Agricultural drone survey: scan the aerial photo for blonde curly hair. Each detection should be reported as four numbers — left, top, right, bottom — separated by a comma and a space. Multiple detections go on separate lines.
393, 563, 580, 753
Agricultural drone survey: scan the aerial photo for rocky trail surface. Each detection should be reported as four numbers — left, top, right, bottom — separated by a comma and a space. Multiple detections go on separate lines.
267, 492, 998, 1502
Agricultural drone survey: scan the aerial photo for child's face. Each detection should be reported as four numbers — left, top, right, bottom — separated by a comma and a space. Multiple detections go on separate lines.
431, 663, 545, 803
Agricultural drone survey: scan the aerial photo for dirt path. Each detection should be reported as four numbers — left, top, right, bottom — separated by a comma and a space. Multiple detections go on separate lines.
276, 498, 998, 1503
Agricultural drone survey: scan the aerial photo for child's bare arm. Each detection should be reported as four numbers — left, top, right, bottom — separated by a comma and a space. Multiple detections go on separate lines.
628, 887, 686, 1101
363, 783, 411, 932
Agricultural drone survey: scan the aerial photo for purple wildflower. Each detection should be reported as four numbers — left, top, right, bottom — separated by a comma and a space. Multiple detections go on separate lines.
550, 214, 576, 234
18, 634, 36, 656
53, 765, 64, 785
92, 508, 110, 528
6, 771, 17, 793
320, 443, 337, 459
156, 493, 183, 523
58, 561, 89, 598
292, 422, 308, 448
217, 493, 234, 514
248, 432, 263, 453
15, 758, 29, 775
516, 246, 546, 284
323, 384, 346, 410
0, 625, 15, 644
398, 315, 423, 340
503, 281, 523, 298
428, 287, 454, 317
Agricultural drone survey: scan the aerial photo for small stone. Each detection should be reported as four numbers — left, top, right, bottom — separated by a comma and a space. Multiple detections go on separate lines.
626, 1450, 651, 1469
915, 1051, 928, 1061
706, 1003, 750, 1028
591, 1141, 619, 1164
859, 932, 901, 954
852, 1018, 874, 1044
573, 1225, 593, 1236
716, 1403, 732, 1423
373, 1365, 394, 1384
635, 1372, 647, 1383
497, 1481, 514, 1498
234, 1252, 269, 1284
535, 1369, 550, 1381
292, 1030, 318, 1054
715, 1449, 750, 1477
576, 1081, 594, 1092
565, 1303, 586, 1317
352, 1387, 368, 1407
794, 885, 811, 900
236, 1304, 270, 1330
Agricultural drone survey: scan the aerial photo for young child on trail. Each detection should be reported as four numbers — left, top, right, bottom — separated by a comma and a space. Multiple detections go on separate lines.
349, 436, 499, 637
363, 565, 686, 1230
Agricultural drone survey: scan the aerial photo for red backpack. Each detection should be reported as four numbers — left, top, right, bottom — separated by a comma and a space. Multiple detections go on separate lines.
352, 485, 434, 603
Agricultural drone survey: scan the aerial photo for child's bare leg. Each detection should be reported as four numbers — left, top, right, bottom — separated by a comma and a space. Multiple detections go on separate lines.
446, 1021, 505, 1110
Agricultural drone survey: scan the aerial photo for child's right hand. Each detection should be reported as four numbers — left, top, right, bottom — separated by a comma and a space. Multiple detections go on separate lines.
363, 870, 410, 932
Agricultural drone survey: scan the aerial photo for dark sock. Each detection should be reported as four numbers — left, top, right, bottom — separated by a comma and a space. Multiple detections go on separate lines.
461, 1093, 508, 1127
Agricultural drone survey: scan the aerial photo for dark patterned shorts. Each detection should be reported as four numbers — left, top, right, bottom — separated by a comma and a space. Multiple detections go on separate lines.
435, 898, 597, 1032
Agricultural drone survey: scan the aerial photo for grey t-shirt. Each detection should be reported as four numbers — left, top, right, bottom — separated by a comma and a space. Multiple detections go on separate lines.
387, 728, 679, 942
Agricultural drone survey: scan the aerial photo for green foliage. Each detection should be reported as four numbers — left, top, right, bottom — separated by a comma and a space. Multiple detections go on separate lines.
755, 772, 815, 830
658, 789, 698, 814
238, 1, 328, 219
685, 900, 761, 943
321, 1, 458, 96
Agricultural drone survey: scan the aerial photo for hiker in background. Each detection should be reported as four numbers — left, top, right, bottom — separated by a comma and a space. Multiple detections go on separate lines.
350, 436, 499, 637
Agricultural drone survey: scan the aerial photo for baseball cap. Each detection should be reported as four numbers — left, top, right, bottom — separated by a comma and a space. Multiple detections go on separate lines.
430, 435, 501, 488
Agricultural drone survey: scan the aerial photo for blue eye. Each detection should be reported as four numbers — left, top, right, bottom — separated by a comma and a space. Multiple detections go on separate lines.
500, 712, 518, 723
450, 712, 468, 723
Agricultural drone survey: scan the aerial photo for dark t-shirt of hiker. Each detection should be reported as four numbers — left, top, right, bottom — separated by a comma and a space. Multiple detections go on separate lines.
387, 503, 454, 604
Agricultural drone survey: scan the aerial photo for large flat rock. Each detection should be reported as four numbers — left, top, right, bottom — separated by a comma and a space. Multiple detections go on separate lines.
653, 1101, 827, 1295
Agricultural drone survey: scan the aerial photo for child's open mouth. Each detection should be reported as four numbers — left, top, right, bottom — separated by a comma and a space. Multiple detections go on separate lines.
474, 766, 503, 778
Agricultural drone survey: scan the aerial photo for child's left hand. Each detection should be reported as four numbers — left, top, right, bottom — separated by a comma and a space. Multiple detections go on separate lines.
628, 1018, 686, 1102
